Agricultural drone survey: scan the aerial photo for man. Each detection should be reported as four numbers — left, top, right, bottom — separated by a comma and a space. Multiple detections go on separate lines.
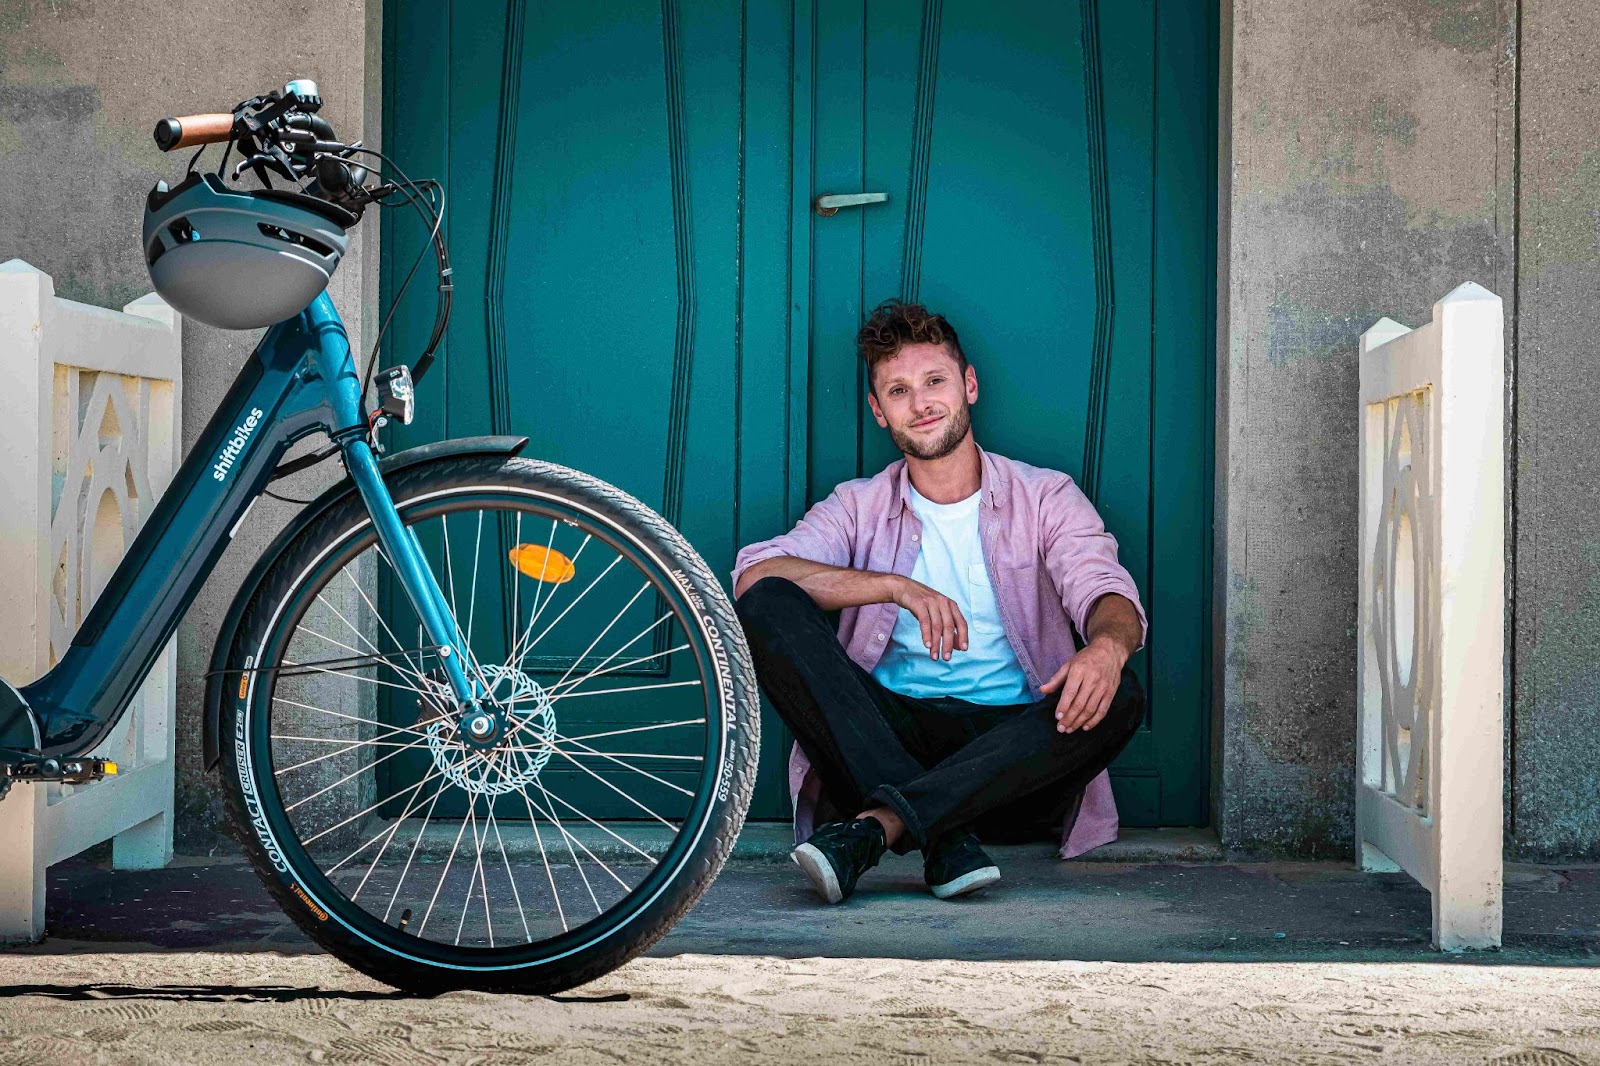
732, 299, 1147, 905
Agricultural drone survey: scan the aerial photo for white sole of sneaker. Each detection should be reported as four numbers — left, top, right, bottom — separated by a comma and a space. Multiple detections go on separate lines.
792, 843, 845, 904
929, 865, 1001, 900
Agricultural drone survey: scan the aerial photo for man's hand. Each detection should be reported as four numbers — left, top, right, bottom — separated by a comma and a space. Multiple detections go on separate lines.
892, 576, 968, 661
1040, 638, 1126, 733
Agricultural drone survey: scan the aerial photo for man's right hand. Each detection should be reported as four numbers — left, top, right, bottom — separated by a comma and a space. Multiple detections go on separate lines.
892, 576, 968, 661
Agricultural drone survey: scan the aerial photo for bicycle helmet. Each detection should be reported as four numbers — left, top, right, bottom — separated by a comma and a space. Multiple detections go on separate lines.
142, 173, 354, 330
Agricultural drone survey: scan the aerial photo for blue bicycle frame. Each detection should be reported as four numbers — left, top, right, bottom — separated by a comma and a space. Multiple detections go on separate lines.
14, 293, 480, 759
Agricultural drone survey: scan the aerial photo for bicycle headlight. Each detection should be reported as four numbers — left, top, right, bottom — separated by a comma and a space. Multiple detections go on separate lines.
375, 365, 415, 426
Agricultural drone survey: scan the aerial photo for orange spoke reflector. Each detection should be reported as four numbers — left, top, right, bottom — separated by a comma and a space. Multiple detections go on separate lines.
509, 544, 576, 584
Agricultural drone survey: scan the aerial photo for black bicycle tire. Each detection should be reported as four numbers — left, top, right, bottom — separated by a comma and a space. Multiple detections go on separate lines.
218, 454, 759, 994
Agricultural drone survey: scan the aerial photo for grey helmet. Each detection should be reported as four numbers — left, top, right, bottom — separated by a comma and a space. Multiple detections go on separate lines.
142, 173, 353, 330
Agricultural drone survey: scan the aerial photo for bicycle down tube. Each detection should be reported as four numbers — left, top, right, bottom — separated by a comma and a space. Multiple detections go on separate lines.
19, 292, 479, 759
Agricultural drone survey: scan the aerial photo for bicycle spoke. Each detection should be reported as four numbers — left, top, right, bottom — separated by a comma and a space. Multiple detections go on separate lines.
287, 734, 431, 814
519, 776, 660, 864
547, 581, 650, 691
515, 554, 622, 666
545, 608, 673, 703
548, 679, 703, 702
496, 683, 704, 756
516, 774, 568, 933
310, 593, 428, 686
301, 757, 449, 849
282, 658, 424, 695
383, 777, 450, 924
486, 798, 532, 944
553, 718, 707, 746
516, 517, 557, 652
497, 743, 701, 763
272, 697, 435, 742
455, 785, 488, 947
418, 794, 475, 938
468, 509, 486, 653
506, 529, 590, 668
547, 735, 694, 797
340, 562, 428, 681
548, 641, 690, 698
527, 775, 605, 912
337, 762, 454, 885
273, 722, 458, 776
544, 746, 678, 829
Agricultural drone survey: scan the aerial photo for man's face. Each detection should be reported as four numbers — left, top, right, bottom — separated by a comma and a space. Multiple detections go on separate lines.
867, 342, 979, 461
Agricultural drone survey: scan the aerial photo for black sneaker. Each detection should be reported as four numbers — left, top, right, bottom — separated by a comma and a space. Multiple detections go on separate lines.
791, 818, 888, 904
923, 831, 1001, 899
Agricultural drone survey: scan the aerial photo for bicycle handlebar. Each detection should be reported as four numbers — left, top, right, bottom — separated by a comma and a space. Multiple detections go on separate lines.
153, 113, 238, 152
148, 82, 450, 394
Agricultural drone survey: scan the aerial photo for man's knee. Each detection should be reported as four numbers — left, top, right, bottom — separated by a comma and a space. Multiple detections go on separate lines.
1108, 665, 1146, 734
734, 574, 817, 634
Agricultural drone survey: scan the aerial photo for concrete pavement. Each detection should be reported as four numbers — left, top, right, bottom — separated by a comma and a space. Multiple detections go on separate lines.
19, 832, 1600, 966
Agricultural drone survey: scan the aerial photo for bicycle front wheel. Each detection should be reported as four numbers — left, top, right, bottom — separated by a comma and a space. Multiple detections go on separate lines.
220, 455, 758, 993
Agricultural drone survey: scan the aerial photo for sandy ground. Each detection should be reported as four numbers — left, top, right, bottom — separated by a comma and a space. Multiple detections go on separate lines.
1, 951, 1598, 1065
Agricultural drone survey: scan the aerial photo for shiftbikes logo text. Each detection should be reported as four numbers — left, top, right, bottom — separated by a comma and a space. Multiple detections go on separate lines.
213, 408, 265, 482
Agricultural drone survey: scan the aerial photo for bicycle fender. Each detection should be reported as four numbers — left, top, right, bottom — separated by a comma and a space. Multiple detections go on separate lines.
202, 434, 528, 772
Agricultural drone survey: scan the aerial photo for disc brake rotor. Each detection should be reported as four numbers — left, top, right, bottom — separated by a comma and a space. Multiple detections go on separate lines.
420, 664, 557, 797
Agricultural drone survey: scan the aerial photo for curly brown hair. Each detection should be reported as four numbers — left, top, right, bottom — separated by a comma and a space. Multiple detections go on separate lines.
857, 299, 967, 392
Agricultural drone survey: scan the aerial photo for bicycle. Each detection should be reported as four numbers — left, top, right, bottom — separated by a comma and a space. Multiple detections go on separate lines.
0, 79, 758, 994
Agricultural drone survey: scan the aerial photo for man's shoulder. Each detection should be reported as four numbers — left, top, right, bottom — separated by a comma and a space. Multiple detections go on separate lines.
821, 460, 904, 510
984, 450, 1079, 496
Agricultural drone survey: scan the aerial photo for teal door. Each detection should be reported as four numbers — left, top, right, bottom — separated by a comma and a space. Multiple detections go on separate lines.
383, 0, 1214, 824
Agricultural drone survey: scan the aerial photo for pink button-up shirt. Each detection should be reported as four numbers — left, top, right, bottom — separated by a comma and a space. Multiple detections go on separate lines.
732, 446, 1148, 858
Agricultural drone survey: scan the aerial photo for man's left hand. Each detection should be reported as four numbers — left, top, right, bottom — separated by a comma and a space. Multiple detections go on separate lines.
1040, 638, 1127, 734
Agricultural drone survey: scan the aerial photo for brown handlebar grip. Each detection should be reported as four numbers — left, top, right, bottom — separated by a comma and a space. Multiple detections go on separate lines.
153, 113, 236, 152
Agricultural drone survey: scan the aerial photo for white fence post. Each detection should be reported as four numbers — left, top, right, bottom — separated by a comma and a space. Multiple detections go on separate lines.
0, 259, 182, 943
1355, 281, 1504, 951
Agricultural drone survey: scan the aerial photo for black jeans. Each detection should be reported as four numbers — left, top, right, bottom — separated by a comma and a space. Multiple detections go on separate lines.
735, 575, 1146, 854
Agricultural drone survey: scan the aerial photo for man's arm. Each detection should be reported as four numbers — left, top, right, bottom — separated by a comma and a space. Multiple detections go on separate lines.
735, 558, 970, 661
1040, 592, 1140, 733
734, 556, 896, 607
1083, 592, 1142, 664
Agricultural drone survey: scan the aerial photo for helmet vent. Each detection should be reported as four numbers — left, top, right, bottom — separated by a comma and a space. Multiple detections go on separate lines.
168, 219, 198, 244
257, 222, 334, 258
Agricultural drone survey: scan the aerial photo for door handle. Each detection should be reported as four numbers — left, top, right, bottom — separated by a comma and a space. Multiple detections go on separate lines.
814, 191, 889, 217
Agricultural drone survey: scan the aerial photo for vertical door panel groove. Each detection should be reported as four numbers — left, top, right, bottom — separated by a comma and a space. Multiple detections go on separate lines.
899, 0, 942, 302
484, 0, 527, 438
1079, 0, 1115, 505
660, 0, 697, 529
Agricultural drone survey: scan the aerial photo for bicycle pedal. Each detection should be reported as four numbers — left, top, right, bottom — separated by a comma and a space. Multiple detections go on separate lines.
2, 756, 119, 788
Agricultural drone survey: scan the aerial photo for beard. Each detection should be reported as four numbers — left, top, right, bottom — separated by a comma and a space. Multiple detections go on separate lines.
889, 399, 972, 461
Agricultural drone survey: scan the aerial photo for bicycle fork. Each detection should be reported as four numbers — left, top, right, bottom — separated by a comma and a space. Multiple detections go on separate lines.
340, 436, 498, 742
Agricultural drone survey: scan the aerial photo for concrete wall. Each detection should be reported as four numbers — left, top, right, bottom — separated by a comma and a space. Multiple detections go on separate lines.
1511, 2, 1600, 861
1221, 0, 1600, 859
0, 0, 377, 848
1217, 0, 1518, 856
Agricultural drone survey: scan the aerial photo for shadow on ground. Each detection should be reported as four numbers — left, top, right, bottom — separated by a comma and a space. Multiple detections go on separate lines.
15, 845, 1599, 967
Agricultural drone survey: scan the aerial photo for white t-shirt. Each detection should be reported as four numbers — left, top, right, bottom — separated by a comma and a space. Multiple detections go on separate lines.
870, 484, 1033, 705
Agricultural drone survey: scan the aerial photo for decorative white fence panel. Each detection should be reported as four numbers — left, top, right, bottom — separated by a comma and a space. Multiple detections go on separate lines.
1355, 281, 1503, 951
0, 259, 182, 943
